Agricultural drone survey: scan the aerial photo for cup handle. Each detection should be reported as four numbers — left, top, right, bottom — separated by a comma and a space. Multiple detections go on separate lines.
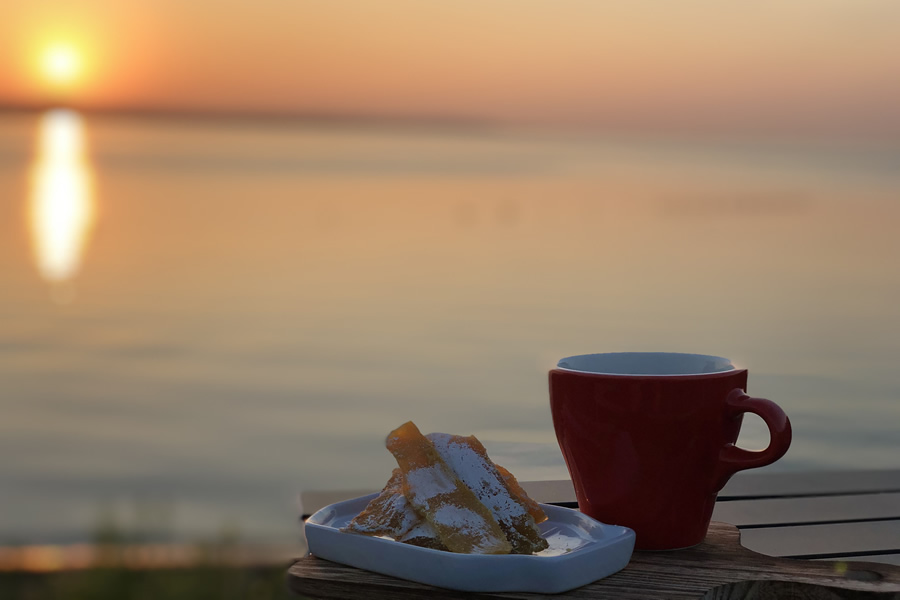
712, 388, 792, 492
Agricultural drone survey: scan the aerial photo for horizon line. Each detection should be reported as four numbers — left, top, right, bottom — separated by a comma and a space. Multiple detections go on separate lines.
0, 101, 501, 131
3, 102, 898, 149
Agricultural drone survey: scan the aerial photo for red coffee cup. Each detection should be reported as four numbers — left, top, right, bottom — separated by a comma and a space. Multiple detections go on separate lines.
549, 352, 791, 550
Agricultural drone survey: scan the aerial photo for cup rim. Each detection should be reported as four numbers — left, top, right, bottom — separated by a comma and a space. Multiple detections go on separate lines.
554, 352, 741, 377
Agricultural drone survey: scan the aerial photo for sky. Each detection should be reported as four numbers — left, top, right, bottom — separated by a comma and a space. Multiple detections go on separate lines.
2, 0, 900, 138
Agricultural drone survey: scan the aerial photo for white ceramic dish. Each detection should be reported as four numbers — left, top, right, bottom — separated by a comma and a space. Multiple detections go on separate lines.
304, 493, 635, 594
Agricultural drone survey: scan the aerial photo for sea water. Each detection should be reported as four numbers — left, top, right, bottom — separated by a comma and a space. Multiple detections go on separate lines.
1, 111, 898, 545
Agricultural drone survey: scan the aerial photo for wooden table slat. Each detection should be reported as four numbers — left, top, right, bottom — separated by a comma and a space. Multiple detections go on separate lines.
712, 492, 900, 527
740, 520, 900, 558
816, 554, 900, 566
718, 469, 900, 500
517, 471, 900, 505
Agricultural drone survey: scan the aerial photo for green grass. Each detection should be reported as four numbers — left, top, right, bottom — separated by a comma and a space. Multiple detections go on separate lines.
0, 566, 304, 600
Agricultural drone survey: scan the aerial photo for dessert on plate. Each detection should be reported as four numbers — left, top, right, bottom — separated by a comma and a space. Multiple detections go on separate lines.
343, 421, 548, 555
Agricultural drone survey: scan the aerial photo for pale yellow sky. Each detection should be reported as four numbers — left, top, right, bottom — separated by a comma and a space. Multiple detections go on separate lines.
2, 1, 899, 136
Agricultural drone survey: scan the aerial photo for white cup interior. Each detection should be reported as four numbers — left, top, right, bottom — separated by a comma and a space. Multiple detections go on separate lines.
556, 352, 735, 376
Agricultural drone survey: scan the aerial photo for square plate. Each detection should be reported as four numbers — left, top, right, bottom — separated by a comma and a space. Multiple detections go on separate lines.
304, 493, 635, 594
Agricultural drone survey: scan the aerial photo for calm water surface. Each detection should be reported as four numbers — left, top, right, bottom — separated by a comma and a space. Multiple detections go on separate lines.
1, 111, 899, 545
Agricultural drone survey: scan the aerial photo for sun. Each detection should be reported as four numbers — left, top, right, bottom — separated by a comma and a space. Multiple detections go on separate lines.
40, 43, 83, 88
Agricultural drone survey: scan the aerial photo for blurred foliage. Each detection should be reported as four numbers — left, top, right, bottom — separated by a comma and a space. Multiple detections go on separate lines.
0, 566, 304, 600
0, 500, 309, 599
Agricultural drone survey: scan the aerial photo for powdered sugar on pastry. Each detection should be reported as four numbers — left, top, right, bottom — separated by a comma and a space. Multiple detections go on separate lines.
428, 432, 549, 554
386, 421, 511, 554
496, 464, 547, 524
431, 504, 497, 551
404, 464, 456, 497
344, 421, 549, 555
342, 469, 420, 538
395, 520, 445, 550
343, 467, 446, 550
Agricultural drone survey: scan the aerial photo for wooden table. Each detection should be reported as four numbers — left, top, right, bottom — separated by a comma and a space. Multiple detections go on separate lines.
290, 469, 900, 598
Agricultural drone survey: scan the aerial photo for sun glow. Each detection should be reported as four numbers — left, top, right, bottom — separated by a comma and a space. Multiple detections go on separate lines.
40, 43, 83, 88
29, 110, 96, 295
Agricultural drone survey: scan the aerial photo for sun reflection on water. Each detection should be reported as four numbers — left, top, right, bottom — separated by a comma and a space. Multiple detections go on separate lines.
29, 109, 96, 301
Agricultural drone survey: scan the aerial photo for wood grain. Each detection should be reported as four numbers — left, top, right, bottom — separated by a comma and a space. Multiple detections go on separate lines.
287, 522, 900, 599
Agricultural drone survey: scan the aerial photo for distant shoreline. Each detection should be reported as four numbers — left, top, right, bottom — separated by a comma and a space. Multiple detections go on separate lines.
3, 104, 898, 152
0, 103, 497, 132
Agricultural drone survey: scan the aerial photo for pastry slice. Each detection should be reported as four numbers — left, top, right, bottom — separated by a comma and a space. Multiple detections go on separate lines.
428, 432, 549, 554
343, 468, 446, 549
496, 464, 548, 524
342, 468, 420, 538
395, 521, 447, 551
386, 421, 511, 554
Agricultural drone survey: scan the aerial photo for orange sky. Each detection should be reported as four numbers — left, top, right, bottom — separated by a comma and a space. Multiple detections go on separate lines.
2, 0, 900, 137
